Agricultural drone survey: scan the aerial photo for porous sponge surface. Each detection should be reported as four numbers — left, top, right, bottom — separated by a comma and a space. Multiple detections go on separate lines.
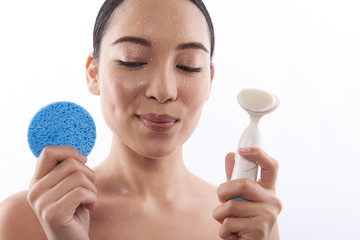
27, 101, 96, 158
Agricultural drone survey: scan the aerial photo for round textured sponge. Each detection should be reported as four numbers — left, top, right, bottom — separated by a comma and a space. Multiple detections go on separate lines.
27, 101, 96, 158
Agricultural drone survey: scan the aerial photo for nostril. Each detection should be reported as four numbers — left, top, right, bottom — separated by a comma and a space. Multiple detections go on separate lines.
149, 95, 174, 104
145, 85, 178, 103
145, 68, 178, 103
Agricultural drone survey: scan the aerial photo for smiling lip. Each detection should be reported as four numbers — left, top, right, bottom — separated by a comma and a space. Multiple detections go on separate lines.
137, 113, 179, 132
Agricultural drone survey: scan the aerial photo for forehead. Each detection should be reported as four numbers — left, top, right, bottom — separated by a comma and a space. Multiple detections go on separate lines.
103, 0, 210, 47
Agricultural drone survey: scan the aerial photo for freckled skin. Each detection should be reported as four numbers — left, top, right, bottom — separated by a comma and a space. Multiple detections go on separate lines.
0, 1, 219, 240
0, 1, 281, 239
88, 1, 219, 239
96, 0, 212, 159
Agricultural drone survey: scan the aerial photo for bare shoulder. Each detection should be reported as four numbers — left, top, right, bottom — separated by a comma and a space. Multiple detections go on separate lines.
189, 173, 220, 206
187, 174, 221, 238
0, 191, 46, 240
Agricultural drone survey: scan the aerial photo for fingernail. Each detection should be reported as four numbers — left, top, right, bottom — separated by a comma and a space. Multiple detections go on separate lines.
239, 147, 252, 153
80, 154, 88, 163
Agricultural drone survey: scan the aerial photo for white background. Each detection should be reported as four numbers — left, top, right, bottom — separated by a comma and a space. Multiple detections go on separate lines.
0, 1, 359, 239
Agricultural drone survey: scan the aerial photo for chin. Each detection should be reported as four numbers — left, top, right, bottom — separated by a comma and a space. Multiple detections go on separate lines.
136, 143, 180, 160
132, 132, 183, 158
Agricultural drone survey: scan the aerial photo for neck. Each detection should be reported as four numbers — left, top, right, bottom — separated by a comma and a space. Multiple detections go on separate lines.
95, 136, 191, 200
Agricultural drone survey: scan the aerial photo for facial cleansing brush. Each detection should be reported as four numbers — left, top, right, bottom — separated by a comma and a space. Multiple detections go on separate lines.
231, 88, 279, 181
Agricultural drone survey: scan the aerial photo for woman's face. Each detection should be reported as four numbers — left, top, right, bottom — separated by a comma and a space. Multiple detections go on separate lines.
88, 0, 213, 158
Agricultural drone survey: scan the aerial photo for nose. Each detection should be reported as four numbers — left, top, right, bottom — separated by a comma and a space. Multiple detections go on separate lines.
145, 64, 178, 103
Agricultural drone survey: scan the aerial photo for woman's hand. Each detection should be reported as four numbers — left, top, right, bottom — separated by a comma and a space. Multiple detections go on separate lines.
27, 146, 98, 240
213, 148, 282, 240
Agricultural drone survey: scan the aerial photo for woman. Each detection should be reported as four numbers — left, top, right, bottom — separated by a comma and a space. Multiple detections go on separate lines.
0, 0, 282, 239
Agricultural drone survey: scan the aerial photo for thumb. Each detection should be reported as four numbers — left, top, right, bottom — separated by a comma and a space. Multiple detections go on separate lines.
225, 152, 235, 181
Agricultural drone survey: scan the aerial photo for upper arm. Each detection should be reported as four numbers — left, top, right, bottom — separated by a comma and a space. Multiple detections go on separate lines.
0, 191, 46, 240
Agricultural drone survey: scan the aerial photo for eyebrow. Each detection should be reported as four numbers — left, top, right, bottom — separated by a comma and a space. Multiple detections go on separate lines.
112, 36, 152, 47
112, 36, 209, 53
176, 42, 209, 53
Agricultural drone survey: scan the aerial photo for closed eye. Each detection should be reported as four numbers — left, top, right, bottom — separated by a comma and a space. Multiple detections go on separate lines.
176, 65, 202, 73
117, 60, 147, 68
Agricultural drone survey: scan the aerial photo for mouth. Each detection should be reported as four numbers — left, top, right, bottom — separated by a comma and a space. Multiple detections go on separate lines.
136, 113, 180, 132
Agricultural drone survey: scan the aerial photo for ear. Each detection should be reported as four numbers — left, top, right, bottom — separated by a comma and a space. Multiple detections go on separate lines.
207, 64, 215, 100
210, 63, 215, 81
86, 53, 100, 96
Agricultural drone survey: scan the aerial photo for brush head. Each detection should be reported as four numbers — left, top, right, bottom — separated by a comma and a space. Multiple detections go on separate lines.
237, 88, 279, 114
27, 101, 96, 158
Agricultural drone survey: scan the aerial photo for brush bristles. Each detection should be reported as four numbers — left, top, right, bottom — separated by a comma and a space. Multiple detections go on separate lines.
238, 88, 278, 113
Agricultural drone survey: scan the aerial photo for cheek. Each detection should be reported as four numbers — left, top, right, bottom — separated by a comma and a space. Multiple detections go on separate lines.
98, 65, 147, 132
178, 76, 211, 144
181, 75, 211, 109
99, 65, 146, 107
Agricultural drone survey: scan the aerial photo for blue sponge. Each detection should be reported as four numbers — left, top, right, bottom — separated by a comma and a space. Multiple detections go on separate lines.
27, 101, 96, 158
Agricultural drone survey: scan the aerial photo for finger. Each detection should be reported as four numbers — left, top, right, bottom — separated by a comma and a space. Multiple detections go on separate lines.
239, 147, 279, 190
213, 200, 260, 223
31, 157, 96, 196
28, 170, 98, 218
46, 171, 97, 204
42, 187, 97, 225
217, 178, 274, 203
31, 146, 87, 184
224, 234, 238, 240
219, 215, 273, 240
56, 187, 98, 214
50, 157, 96, 186
225, 152, 235, 181
218, 217, 254, 240
27, 157, 96, 214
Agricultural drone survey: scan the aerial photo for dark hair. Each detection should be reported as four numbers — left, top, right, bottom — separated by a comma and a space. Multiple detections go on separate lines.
92, 0, 215, 60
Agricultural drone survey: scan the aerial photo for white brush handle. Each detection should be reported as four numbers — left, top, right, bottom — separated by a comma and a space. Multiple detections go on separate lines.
231, 117, 261, 181
231, 153, 258, 181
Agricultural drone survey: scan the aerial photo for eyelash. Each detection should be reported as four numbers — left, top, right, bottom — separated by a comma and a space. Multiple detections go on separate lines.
117, 60, 147, 68
117, 60, 202, 73
176, 65, 202, 73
